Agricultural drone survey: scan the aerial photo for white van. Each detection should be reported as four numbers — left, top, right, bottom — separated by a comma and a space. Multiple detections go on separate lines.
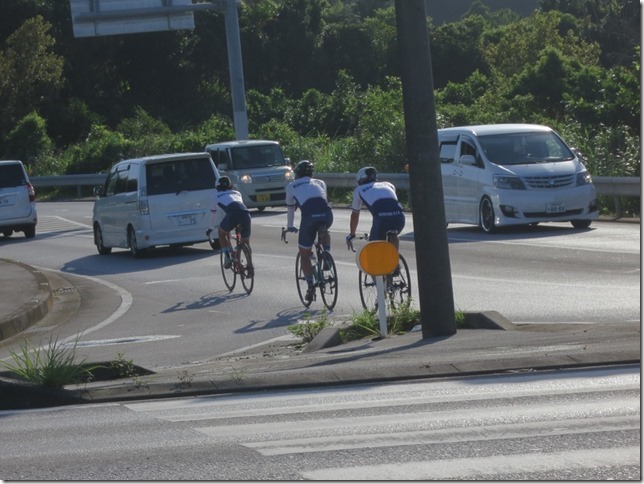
0, 160, 37, 238
438, 124, 599, 232
205, 140, 294, 210
92, 152, 220, 257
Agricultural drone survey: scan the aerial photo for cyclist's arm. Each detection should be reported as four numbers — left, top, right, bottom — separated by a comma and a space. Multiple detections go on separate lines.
287, 203, 297, 229
349, 209, 360, 237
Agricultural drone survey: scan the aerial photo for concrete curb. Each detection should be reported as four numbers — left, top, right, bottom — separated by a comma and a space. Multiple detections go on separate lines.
0, 259, 52, 341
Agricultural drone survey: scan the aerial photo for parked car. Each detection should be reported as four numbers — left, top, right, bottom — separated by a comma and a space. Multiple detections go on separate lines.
0, 160, 37, 239
205, 140, 294, 210
92, 152, 220, 257
437, 124, 599, 232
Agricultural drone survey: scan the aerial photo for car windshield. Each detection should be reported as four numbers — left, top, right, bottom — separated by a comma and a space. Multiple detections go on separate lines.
230, 145, 287, 169
478, 132, 575, 166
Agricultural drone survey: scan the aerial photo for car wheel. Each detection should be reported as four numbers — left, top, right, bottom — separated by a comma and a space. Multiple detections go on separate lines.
256, 206, 266, 212
3, 230, 13, 237
128, 226, 143, 258
94, 224, 112, 255
209, 237, 221, 251
571, 220, 592, 229
479, 197, 496, 233
24, 225, 36, 239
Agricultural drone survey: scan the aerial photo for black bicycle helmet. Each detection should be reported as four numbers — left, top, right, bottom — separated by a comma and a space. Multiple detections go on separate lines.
356, 166, 378, 185
216, 176, 232, 191
294, 160, 314, 179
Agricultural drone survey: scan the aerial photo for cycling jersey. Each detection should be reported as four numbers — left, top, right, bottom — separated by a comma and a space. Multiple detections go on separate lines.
286, 176, 333, 249
352, 181, 405, 241
211, 189, 251, 239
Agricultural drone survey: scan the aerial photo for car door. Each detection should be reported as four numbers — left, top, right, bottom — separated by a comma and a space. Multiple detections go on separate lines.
438, 138, 459, 223
455, 136, 486, 224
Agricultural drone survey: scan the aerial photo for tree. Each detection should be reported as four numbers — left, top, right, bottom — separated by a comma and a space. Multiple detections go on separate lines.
0, 16, 64, 145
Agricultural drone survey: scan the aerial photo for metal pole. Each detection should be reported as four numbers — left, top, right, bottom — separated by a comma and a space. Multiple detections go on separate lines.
224, 0, 249, 140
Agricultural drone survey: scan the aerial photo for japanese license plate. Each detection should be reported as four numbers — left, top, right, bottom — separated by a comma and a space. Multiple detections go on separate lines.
546, 202, 565, 214
178, 214, 196, 226
256, 193, 270, 202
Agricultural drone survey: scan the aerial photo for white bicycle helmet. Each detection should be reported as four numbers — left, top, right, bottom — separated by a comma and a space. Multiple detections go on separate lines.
356, 166, 377, 185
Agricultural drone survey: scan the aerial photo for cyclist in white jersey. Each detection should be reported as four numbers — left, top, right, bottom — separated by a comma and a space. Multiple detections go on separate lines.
346, 166, 405, 250
285, 160, 334, 302
209, 176, 252, 270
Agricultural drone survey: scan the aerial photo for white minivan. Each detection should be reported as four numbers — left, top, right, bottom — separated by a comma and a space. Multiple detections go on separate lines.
205, 140, 294, 210
0, 160, 37, 239
438, 124, 599, 232
92, 152, 220, 257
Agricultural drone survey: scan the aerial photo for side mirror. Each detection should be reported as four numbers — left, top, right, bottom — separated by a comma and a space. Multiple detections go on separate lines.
460, 154, 476, 166
93, 185, 103, 198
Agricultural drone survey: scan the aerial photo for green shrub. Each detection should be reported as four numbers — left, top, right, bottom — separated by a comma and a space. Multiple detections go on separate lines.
287, 311, 331, 343
0, 336, 100, 387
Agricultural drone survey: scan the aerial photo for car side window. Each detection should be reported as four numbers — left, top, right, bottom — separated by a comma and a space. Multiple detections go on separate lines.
439, 142, 456, 163
461, 139, 484, 168
115, 169, 129, 194
104, 170, 118, 196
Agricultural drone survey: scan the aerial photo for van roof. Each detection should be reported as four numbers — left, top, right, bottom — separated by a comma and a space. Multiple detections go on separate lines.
117, 152, 213, 165
205, 140, 280, 150
438, 124, 553, 137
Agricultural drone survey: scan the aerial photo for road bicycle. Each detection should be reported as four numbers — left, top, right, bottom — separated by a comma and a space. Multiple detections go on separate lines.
208, 226, 254, 294
347, 230, 411, 311
281, 225, 338, 310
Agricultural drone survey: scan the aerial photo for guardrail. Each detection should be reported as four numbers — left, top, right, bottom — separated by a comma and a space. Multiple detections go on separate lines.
31, 173, 640, 198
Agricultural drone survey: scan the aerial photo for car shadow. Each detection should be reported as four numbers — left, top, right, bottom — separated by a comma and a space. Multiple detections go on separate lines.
402, 223, 595, 244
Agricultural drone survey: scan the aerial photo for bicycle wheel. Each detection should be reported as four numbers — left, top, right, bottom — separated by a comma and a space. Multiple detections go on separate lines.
319, 251, 338, 310
358, 270, 378, 311
238, 243, 254, 294
294, 252, 312, 307
220, 250, 236, 291
387, 254, 411, 308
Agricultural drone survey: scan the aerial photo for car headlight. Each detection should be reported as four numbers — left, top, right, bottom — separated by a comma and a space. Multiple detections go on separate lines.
239, 174, 252, 184
493, 174, 526, 190
284, 170, 295, 181
576, 170, 592, 186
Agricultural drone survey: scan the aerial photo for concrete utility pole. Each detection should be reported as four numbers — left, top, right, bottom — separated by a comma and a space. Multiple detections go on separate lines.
394, 0, 456, 337
223, 0, 249, 140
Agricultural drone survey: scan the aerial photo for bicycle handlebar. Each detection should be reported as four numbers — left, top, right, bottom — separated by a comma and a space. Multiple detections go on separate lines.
346, 233, 369, 252
281, 227, 298, 243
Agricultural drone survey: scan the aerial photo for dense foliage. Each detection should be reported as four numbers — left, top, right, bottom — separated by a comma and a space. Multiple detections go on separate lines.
0, 0, 639, 214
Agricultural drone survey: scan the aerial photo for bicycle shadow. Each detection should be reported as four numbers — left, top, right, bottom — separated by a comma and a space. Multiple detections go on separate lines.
235, 306, 330, 334
161, 290, 249, 313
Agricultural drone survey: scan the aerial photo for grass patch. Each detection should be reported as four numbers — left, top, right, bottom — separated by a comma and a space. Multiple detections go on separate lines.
287, 310, 332, 343
0, 336, 100, 388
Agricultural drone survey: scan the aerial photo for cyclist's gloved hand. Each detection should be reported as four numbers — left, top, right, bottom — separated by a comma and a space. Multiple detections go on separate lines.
345, 234, 355, 242
287, 226, 298, 233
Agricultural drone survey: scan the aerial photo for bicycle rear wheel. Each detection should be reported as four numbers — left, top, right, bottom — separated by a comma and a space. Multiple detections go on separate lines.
294, 252, 312, 307
358, 270, 378, 311
319, 251, 338, 310
220, 250, 236, 291
238, 243, 254, 294
387, 254, 411, 308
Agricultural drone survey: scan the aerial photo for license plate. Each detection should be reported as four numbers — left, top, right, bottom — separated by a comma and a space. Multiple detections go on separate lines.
256, 193, 270, 202
177, 214, 196, 226
546, 202, 565, 214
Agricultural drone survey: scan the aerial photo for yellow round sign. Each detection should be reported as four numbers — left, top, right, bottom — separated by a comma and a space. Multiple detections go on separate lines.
356, 241, 399, 276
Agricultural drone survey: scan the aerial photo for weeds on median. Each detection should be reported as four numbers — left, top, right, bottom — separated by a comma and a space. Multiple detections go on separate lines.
0, 336, 100, 388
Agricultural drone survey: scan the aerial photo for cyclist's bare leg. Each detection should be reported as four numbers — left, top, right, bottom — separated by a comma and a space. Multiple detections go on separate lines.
299, 247, 313, 278
218, 227, 232, 250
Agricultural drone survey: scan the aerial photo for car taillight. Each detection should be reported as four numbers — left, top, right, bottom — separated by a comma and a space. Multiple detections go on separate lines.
27, 183, 36, 202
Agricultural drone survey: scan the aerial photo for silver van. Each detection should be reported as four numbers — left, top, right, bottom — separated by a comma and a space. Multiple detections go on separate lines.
438, 124, 599, 232
205, 140, 294, 210
0, 160, 37, 238
92, 152, 220, 257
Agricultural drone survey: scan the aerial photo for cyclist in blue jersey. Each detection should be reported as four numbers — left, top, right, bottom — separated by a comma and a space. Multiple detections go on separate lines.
208, 176, 252, 271
285, 160, 334, 302
346, 166, 405, 250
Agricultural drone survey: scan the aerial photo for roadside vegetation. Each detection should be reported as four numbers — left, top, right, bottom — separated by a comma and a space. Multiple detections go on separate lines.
288, 301, 467, 345
0, 1, 639, 216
